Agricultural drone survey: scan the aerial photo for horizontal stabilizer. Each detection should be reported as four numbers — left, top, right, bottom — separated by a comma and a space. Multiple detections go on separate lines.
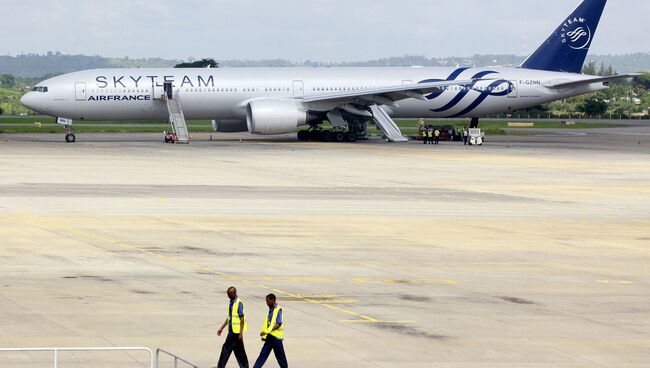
545, 74, 638, 89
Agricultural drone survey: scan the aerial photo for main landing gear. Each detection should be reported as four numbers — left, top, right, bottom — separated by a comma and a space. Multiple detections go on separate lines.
298, 127, 359, 143
470, 117, 480, 128
297, 115, 369, 143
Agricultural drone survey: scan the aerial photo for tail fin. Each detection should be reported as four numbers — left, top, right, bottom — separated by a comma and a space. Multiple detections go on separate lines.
521, 0, 607, 73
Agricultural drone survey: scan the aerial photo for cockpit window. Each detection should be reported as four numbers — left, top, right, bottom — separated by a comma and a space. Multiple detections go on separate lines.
31, 86, 48, 92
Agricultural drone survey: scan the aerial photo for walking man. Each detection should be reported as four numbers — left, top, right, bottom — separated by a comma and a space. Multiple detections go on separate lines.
421, 124, 428, 144
426, 127, 434, 144
253, 294, 288, 368
217, 287, 249, 368
434, 129, 440, 144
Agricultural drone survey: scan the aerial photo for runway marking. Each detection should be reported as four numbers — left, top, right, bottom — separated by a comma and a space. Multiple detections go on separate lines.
341, 320, 416, 324
259, 276, 339, 283
257, 276, 458, 285
13, 212, 233, 280
13, 212, 411, 325
596, 280, 635, 284
350, 277, 457, 285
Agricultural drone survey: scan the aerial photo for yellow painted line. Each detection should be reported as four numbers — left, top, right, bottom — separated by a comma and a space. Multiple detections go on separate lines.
291, 294, 338, 298
14, 212, 228, 278
259, 277, 339, 283
350, 278, 458, 285
12, 212, 416, 326
340, 320, 416, 324
312, 299, 357, 304
339, 309, 362, 317
286, 299, 356, 305
597, 280, 635, 284
381, 278, 458, 285
321, 304, 341, 311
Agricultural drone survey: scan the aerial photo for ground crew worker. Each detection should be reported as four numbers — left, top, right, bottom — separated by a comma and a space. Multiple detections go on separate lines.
419, 119, 427, 143
426, 127, 434, 144
434, 129, 440, 144
253, 294, 288, 368
217, 287, 249, 368
463, 127, 468, 145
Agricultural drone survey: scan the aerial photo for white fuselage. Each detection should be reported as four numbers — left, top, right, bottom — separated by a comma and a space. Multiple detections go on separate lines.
21, 66, 605, 123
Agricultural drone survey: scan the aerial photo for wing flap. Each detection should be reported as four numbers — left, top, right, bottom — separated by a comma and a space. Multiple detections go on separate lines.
301, 80, 475, 106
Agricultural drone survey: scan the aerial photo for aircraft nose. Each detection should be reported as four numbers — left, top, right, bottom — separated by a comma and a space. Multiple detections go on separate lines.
20, 92, 42, 112
20, 93, 34, 109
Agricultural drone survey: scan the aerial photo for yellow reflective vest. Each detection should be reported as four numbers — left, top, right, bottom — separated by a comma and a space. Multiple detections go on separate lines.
261, 305, 284, 340
229, 298, 247, 333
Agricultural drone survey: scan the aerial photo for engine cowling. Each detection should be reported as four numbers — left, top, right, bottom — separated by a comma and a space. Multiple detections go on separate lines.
246, 99, 307, 135
212, 119, 248, 132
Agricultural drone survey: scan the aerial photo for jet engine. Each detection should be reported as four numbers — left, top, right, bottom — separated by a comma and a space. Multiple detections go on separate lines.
246, 99, 307, 135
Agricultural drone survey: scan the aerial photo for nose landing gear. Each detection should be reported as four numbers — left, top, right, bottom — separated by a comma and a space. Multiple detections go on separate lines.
57, 118, 76, 143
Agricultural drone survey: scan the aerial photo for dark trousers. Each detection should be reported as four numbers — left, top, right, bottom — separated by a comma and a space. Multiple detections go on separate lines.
253, 336, 288, 368
217, 331, 249, 368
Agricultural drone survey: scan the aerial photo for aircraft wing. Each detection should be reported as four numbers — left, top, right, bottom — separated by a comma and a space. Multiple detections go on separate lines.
301, 79, 475, 110
545, 74, 639, 89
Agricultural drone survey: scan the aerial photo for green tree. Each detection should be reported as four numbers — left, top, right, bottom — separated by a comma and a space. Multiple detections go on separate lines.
0, 74, 16, 88
597, 62, 615, 76
175, 58, 219, 68
578, 96, 608, 116
582, 61, 597, 75
634, 73, 650, 90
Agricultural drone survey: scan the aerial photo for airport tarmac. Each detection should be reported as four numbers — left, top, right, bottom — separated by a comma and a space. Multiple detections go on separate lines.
0, 131, 649, 367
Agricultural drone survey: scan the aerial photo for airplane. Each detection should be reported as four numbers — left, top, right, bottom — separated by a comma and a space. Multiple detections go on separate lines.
21, 0, 634, 143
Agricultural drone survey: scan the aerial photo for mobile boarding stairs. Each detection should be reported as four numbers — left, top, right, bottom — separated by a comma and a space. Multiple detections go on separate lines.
158, 82, 190, 144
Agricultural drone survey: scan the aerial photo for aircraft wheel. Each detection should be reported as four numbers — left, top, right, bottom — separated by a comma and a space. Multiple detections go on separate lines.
297, 130, 309, 141
346, 132, 357, 143
334, 132, 345, 142
65, 133, 76, 143
309, 130, 323, 141
322, 131, 334, 142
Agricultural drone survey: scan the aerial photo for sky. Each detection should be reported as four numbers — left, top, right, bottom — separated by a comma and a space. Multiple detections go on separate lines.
2, 0, 648, 61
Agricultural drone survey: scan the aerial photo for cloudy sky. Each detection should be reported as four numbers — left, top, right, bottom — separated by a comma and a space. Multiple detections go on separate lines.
2, 0, 648, 61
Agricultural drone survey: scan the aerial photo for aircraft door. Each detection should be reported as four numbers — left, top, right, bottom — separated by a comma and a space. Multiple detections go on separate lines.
293, 80, 304, 98
163, 82, 173, 99
507, 81, 518, 98
75, 82, 86, 101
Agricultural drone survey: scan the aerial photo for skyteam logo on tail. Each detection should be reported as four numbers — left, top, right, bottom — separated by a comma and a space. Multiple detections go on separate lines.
560, 17, 592, 50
